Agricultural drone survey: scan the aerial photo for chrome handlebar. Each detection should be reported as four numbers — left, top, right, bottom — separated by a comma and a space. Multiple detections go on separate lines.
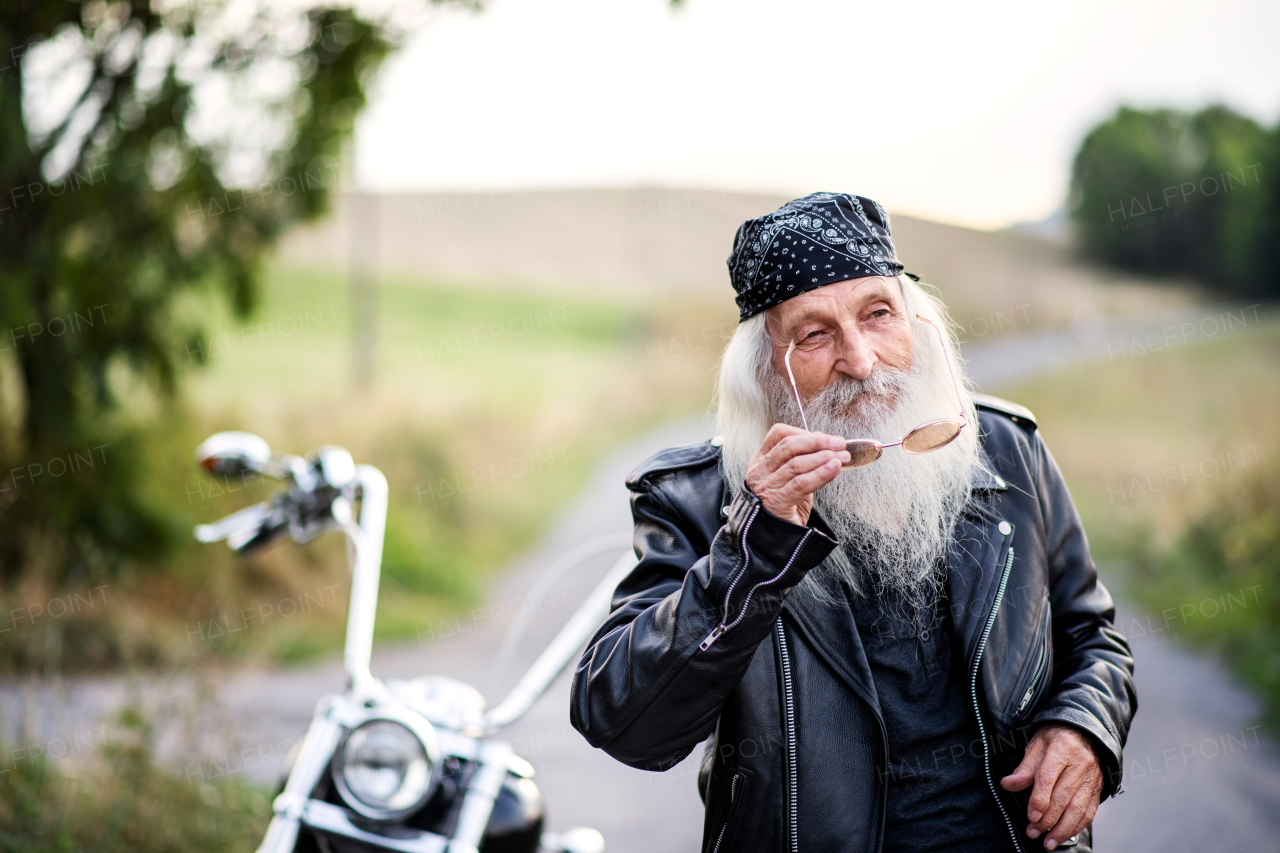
192, 435, 358, 557
193, 501, 273, 545
192, 434, 388, 700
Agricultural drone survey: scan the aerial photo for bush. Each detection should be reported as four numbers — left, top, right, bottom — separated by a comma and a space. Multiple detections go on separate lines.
1069, 104, 1279, 296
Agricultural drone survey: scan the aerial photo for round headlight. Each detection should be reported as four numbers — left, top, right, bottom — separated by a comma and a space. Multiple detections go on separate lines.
333, 715, 439, 820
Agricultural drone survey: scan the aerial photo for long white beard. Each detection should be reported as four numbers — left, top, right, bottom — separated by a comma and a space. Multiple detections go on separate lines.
763, 352, 978, 618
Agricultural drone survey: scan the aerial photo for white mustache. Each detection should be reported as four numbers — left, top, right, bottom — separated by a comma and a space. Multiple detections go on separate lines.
792, 368, 911, 438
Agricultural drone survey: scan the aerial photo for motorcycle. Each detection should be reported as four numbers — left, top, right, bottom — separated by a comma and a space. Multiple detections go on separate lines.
192, 431, 635, 853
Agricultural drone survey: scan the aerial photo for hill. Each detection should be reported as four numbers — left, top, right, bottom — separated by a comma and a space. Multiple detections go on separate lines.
276, 187, 1197, 332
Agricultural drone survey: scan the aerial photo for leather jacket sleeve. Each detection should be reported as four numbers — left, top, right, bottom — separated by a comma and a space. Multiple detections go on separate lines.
570, 476, 837, 771
1026, 431, 1138, 800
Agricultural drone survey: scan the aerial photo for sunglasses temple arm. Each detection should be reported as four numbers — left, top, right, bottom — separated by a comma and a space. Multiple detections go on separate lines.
916, 315, 967, 426
783, 341, 811, 432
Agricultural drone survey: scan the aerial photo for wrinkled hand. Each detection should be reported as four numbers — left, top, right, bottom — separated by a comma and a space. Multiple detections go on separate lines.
1000, 724, 1103, 850
744, 424, 849, 526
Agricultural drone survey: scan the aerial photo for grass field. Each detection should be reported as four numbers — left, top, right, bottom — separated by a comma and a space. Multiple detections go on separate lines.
0, 260, 737, 674
999, 318, 1280, 727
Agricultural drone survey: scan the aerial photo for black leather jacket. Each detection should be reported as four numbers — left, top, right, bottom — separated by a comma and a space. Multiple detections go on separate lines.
570, 396, 1137, 853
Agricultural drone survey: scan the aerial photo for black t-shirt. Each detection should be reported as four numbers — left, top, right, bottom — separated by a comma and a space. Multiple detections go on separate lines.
847, 582, 1014, 853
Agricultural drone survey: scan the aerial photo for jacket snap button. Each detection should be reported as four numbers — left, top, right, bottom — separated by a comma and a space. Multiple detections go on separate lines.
721, 506, 731, 516
998, 520, 1012, 535
710, 436, 725, 447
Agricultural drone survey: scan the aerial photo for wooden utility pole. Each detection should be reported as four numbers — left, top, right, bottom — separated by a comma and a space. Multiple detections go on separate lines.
349, 191, 379, 389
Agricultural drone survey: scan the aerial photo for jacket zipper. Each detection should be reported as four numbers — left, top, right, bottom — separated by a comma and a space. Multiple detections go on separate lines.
1016, 627, 1048, 715
776, 619, 798, 853
970, 544, 1022, 852
699, 503, 761, 650
710, 773, 740, 853
700, 507, 812, 651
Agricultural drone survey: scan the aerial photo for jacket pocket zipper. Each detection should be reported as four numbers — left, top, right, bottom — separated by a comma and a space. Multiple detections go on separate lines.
1016, 624, 1049, 715
776, 619, 798, 853
710, 772, 741, 853
970, 544, 1022, 852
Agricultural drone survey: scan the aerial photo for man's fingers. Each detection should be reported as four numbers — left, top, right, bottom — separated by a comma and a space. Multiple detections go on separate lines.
1000, 736, 1046, 792
761, 430, 845, 473
1079, 790, 1099, 835
1043, 785, 1098, 850
777, 456, 844, 498
750, 447, 848, 498
1026, 747, 1068, 825
1030, 763, 1085, 837
757, 423, 808, 456
772, 449, 849, 482
752, 420, 814, 458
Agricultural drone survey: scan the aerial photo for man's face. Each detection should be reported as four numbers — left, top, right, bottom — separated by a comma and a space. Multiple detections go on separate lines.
764, 275, 914, 401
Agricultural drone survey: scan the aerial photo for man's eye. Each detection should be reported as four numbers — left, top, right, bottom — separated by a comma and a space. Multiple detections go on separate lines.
797, 330, 829, 346
870, 309, 890, 319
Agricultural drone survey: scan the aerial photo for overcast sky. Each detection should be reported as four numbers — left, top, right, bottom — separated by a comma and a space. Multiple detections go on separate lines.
354, 0, 1280, 230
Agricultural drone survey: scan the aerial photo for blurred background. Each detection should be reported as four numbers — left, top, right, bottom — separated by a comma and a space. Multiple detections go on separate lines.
0, 0, 1278, 850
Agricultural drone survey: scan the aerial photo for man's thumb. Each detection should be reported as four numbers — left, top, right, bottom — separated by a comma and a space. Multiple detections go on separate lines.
1000, 740, 1044, 791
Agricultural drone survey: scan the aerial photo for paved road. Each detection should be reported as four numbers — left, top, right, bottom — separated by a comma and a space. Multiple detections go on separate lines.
3, 304, 1278, 851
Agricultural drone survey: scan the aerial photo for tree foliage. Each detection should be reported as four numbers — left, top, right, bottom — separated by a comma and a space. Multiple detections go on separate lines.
0, 1, 425, 585
1068, 104, 1279, 296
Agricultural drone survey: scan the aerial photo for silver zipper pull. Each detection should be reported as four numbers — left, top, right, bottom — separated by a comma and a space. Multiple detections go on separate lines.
699, 624, 726, 650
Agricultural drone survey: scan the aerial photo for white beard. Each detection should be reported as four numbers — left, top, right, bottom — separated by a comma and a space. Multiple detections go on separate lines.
760, 349, 979, 620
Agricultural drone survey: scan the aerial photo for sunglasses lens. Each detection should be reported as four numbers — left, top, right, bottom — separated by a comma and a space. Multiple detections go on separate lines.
844, 439, 883, 469
902, 421, 963, 454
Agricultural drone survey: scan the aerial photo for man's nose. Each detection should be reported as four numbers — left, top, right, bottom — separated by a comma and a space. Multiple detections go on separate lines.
834, 329, 877, 380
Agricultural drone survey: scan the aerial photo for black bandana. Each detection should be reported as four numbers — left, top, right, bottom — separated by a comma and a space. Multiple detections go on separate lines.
727, 192, 905, 322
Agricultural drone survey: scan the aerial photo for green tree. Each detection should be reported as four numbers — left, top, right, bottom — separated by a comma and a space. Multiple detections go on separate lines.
0, 2, 432, 586
1068, 104, 1277, 296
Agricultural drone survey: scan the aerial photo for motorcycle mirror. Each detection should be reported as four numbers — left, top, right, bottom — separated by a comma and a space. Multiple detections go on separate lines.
313, 446, 356, 488
195, 431, 272, 477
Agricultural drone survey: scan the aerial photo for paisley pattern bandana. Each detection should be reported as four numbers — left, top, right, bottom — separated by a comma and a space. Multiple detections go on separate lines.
727, 192, 905, 322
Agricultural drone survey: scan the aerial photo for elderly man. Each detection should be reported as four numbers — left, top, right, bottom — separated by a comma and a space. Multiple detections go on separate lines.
570, 193, 1136, 853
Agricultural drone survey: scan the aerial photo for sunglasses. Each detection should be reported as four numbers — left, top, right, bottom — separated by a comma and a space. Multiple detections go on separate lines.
783, 314, 967, 470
